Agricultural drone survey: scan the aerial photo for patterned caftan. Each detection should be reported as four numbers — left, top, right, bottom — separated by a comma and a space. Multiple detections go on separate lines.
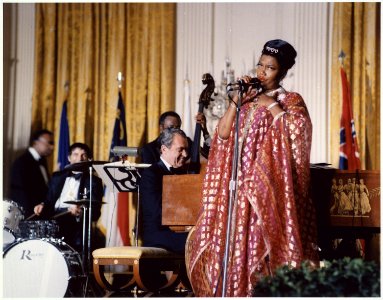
185, 89, 319, 297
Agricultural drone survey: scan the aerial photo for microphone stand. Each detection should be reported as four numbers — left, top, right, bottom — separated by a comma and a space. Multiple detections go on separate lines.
221, 87, 243, 297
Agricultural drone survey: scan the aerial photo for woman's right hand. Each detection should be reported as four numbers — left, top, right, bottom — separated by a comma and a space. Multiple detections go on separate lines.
219, 76, 248, 140
219, 75, 261, 140
232, 76, 259, 102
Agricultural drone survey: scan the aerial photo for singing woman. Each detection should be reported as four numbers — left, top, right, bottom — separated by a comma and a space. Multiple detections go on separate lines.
185, 39, 320, 297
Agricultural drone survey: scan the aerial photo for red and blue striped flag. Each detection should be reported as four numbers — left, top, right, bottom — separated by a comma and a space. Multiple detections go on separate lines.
339, 67, 361, 170
99, 91, 131, 247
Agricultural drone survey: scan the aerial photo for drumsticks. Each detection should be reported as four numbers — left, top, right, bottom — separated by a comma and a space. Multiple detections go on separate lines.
25, 210, 71, 220
25, 213, 36, 221
53, 210, 71, 219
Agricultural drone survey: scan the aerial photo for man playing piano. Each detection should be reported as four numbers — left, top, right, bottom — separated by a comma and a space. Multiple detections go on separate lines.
139, 128, 189, 254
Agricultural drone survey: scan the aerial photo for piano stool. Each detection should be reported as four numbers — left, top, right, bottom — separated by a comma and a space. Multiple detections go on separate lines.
92, 246, 191, 295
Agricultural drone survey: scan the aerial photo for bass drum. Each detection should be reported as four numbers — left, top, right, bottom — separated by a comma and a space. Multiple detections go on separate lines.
3, 238, 85, 297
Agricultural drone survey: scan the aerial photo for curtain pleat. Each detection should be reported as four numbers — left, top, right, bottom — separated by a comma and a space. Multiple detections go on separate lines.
330, 2, 380, 170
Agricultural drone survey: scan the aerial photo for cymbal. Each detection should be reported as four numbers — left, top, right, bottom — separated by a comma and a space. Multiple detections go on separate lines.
64, 160, 109, 171
64, 199, 107, 205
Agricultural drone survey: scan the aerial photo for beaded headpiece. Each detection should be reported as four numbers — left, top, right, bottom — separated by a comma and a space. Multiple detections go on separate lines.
262, 39, 297, 70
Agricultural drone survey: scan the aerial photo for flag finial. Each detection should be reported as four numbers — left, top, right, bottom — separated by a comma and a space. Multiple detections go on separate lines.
338, 50, 346, 66
117, 72, 124, 90
64, 81, 69, 98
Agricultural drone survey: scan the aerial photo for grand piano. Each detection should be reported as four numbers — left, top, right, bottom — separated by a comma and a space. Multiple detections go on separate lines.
162, 165, 380, 261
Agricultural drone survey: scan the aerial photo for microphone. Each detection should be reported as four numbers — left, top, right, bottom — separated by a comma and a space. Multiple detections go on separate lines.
226, 77, 262, 93
111, 146, 140, 157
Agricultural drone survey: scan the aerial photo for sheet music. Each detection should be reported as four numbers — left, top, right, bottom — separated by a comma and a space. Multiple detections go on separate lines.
93, 161, 150, 192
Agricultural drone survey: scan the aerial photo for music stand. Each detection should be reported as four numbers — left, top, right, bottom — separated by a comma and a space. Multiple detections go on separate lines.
93, 161, 150, 246
95, 161, 150, 192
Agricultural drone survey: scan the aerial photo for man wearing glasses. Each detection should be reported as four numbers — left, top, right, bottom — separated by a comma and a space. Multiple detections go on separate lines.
9, 129, 54, 219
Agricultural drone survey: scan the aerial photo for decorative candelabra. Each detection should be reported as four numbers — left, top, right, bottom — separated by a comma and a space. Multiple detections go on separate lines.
204, 58, 235, 136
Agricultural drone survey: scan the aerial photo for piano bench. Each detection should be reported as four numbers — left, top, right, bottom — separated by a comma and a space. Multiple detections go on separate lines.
92, 246, 187, 294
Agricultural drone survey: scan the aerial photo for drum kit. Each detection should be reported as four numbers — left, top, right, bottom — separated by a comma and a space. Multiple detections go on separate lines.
2, 199, 85, 297
3, 161, 107, 298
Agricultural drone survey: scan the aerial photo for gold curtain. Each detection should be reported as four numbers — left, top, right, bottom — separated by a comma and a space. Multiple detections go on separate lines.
32, 3, 176, 169
330, 2, 380, 170
32, 3, 175, 246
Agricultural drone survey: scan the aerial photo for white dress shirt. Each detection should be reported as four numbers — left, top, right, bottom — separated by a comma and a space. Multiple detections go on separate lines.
54, 176, 81, 211
160, 157, 172, 171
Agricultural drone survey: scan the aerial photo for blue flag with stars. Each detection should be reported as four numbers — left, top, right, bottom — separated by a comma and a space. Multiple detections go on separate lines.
109, 92, 127, 160
58, 101, 70, 170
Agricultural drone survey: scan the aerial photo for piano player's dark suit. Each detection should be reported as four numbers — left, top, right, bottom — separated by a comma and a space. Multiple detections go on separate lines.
139, 159, 188, 254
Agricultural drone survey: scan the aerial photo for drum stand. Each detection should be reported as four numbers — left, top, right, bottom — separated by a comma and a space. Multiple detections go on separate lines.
81, 206, 89, 272
81, 166, 98, 297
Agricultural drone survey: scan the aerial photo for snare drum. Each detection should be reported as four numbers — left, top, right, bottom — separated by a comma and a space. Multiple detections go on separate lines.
19, 220, 59, 239
3, 200, 23, 245
3, 238, 85, 297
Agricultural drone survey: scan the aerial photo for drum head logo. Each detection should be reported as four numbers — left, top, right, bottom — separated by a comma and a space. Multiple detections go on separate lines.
20, 249, 32, 260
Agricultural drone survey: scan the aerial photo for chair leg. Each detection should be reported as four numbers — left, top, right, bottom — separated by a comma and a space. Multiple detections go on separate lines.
133, 259, 183, 292
93, 262, 135, 292
93, 263, 109, 290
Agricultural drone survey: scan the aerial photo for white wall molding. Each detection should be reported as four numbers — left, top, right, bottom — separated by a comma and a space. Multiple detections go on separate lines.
3, 3, 35, 195
175, 3, 214, 137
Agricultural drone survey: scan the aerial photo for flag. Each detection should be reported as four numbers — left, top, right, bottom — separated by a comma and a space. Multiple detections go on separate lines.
98, 91, 131, 247
338, 67, 364, 257
339, 67, 361, 170
57, 101, 70, 170
109, 91, 128, 158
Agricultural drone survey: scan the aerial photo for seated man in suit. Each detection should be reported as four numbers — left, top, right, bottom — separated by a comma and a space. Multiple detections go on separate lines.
139, 128, 189, 254
10, 129, 54, 218
140, 111, 211, 164
34, 142, 103, 253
